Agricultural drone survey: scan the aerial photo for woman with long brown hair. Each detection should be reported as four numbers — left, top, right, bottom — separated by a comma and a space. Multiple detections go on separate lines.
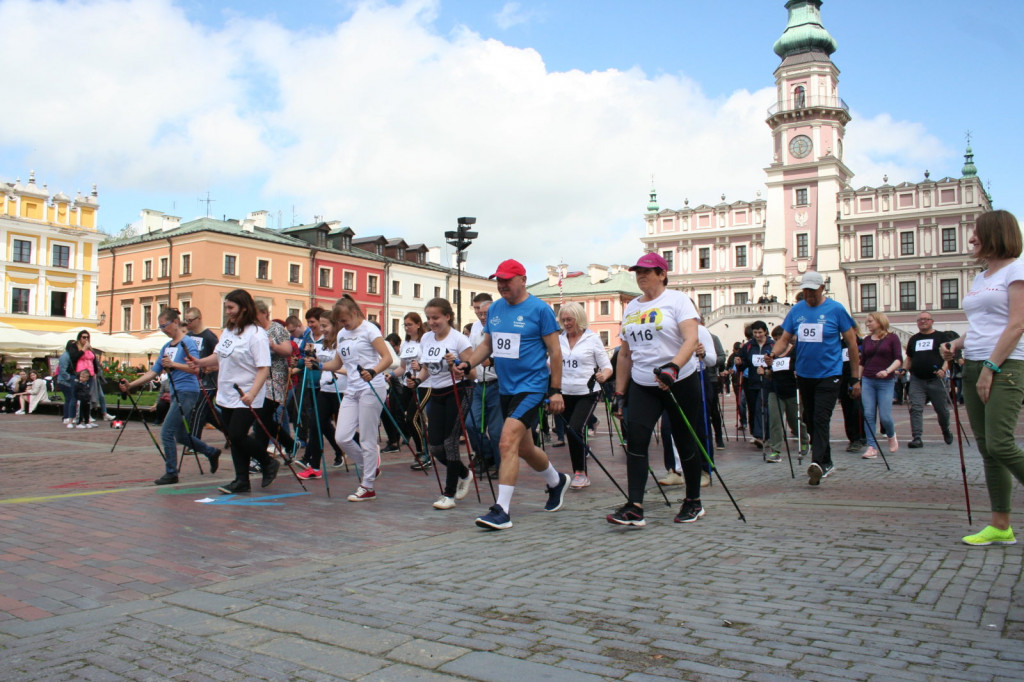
187, 289, 278, 493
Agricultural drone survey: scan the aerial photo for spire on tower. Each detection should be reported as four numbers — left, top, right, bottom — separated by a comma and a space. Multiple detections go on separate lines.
773, 0, 837, 59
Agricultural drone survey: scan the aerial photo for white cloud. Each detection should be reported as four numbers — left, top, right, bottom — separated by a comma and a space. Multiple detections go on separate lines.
0, 0, 945, 278
494, 2, 531, 30
842, 112, 953, 188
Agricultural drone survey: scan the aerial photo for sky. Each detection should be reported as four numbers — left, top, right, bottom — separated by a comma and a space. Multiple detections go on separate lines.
1, 0, 1021, 279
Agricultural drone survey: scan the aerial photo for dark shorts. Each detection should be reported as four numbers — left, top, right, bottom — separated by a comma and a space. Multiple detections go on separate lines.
500, 392, 545, 429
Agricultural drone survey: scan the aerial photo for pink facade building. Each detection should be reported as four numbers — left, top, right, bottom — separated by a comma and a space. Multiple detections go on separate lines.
642, 0, 990, 340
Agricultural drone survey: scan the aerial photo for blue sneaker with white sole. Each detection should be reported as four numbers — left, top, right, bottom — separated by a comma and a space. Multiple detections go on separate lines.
475, 505, 512, 530
544, 473, 571, 511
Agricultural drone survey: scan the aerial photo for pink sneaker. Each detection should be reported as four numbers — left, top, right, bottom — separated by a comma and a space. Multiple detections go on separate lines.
862, 446, 878, 459
570, 472, 590, 489
297, 468, 322, 480
887, 435, 898, 452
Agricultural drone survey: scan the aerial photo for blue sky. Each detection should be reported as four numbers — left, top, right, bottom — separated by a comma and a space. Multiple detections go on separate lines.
1, 0, 1020, 275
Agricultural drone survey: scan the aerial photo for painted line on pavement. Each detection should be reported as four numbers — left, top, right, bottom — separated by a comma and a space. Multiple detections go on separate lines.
0, 488, 135, 504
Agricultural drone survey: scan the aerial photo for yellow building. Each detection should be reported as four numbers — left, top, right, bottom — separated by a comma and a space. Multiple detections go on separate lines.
1, 171, 103, 331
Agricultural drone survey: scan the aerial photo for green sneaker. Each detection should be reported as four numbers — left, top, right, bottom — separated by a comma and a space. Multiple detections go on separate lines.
765, 452, 782, 463
962, 525, 1017, 546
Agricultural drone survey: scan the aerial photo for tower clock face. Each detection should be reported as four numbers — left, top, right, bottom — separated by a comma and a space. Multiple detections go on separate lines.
789, 135, 812, 159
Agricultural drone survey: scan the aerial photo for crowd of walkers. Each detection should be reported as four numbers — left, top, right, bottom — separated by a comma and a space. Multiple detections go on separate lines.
5, 209, 1023, 546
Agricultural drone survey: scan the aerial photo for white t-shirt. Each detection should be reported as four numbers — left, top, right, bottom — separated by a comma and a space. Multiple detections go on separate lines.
418, 329, 472, 390
215, 325, 271, 409
316, 346, 347, 393
963, 260, 1024, 361
335, 320, 386, 392
469, 319, 497, 383
559, 329, 612, 396
697, 325, 718, 370
620, 289, 700, 386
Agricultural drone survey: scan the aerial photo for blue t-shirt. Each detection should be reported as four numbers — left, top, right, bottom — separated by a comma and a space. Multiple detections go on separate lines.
486, 294, 560, 395
782, 298, 855, 379
152, 337, 201, 392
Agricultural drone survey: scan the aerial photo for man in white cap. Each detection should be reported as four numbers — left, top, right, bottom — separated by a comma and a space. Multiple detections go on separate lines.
767, 271, 861, 485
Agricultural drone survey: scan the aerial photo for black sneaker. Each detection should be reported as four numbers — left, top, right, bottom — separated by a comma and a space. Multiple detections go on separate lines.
382, 443, 401, 454
207, 448, 221, 474
410, 454, 432, 470
544, 473, 570, 511
908, 438, 924, 449
261, 458, 280, 488
822, 463, 835, 479
249, 460, 262, 474
845, 441, 862, 453
607, 502, 646, 527
674, 498, 705, 523
218, 479, 251, 494
715, 438, 726, 449
943, 429, 954, 445
154, 474, 178, 486
332, 457, 346, 469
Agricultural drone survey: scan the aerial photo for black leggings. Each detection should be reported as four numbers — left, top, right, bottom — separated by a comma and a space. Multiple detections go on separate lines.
625, 373, 705, 503
426, 384, 471, 498
220, 406, 273, 481
303, 390, 343, 469
558, 392, 599, 472
255, 399, 295, 456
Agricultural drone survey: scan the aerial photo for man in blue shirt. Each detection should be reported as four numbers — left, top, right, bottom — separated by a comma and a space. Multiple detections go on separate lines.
457, 259, 570, 530
768, 272, 861, 485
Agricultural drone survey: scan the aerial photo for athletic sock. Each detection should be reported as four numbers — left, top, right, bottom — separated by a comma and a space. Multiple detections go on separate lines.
541, 463, 561, 488
497, 484, 514, 513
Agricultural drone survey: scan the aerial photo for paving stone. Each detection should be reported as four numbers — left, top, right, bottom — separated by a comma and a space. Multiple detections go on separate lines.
386, 639, 472, 669
255, 636, 385, 679
440, 651, 607, 681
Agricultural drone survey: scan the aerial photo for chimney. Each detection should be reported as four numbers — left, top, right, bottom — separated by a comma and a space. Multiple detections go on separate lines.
161, 215, 181, 232
427, 246, 441, 264
140, 209, 164, 234
547, 266, 559, 286
588, 263, 609, 285
241, 218, 256, 233
246, 210, 268, 229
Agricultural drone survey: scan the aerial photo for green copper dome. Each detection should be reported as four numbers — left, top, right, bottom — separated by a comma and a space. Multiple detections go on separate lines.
773, 0, 837, 59
962, 146, 977, 178
647, 186, 659, 212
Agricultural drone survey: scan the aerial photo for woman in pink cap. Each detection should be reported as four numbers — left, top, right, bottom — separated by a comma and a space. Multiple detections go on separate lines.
608, 252, 708, 527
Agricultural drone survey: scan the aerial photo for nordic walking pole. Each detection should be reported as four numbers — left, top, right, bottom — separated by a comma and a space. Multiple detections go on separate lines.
110, 393, 137, 453
358, 365, 431, 477
449, 364, 484, 503
768, 376, 796, 479
562, 420, 629, 502
697, 360, 715, 473
116, 388, 166, 462
303, 356, 331, 497
327, 376, 350, 473
948, 380, 973, 526
166, 369, 204, 475
795, 383, 805, 465
232, 384, 307, 492
945, 374, 972, 448
859, 407, 892, 472
658, 369, 746, 522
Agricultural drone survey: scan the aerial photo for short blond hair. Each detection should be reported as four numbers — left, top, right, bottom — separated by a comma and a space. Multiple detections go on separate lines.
557, 301, 588, 331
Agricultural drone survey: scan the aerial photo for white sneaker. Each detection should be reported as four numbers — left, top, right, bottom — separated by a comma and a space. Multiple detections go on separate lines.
86, 423, 97, 429
657, 470, 685, 486
454, 468, 474, 500
75, 423, 87, 429
701, 471, 712, 487
103, 413, 116, 421
433, 495, 456, 509
67, 423, 76, 429
570, 472, 590, 489
14, 410, 24, 415
62, 418, 72, 424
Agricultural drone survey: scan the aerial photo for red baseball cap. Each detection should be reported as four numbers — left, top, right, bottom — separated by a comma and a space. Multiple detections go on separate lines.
628, 252, 669, 272
489, 259, 527, 279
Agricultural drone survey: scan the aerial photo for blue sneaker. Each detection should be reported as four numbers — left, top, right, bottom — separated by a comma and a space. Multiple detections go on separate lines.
475, 505, 512, 530
544, 472, 571, 512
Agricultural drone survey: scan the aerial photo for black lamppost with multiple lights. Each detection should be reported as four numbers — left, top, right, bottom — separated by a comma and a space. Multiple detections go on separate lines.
445, 217, 478, 329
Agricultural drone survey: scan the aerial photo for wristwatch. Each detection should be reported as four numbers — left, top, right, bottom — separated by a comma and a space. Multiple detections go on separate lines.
983, 359, 1002, 373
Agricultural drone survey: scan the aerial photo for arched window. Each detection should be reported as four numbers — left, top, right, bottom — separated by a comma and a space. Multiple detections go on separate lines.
794, 85, 806, 108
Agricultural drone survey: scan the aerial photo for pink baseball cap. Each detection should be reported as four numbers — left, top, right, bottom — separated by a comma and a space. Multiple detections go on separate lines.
628, 253, 669, 272
489, 259, 527, 279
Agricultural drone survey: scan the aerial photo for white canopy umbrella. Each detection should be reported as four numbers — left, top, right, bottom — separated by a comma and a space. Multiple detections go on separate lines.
0, 322, 61, 353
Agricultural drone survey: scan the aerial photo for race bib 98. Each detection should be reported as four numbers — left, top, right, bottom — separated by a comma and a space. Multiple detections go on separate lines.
492, 332, 521, 359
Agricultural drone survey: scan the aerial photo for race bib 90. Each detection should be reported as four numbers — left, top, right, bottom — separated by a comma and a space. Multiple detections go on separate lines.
492, 332, 520, 359
772, 357, 791, 371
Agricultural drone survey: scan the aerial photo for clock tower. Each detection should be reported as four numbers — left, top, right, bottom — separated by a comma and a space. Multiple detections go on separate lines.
762, 0, 853, 306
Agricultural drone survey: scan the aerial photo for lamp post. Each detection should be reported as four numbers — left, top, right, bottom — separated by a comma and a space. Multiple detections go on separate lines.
762, 280, 770, 298
824, 275, 832, 295
445, 217, 477, 329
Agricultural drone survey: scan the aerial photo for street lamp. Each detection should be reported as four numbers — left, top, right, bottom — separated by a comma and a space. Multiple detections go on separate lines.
824, 275, 832, 295
445, 217, 478, 329
762, 280, 770, 297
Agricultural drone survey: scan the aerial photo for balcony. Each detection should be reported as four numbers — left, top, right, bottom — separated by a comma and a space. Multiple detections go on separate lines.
767, 96, 849, 117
